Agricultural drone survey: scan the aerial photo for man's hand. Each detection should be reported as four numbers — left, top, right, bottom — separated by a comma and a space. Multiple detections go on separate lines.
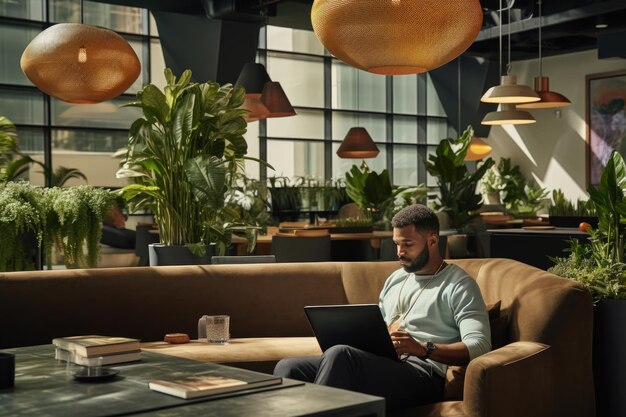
390, 330, 426, 358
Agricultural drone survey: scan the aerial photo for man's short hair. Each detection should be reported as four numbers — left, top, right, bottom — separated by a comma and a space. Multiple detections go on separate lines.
391, 204, 439, 233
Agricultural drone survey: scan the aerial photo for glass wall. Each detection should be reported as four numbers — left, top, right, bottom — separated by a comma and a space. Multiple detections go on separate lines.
0, 3, 450, 188
0, 0, 157, 188
257, 25, 450, 187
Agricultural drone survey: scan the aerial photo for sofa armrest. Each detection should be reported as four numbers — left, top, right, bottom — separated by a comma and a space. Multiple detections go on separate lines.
462, 341, 552, 417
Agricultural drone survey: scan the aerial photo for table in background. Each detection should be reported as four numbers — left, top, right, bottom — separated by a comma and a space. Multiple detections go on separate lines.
0, 345, 384, 417
488, 227, 588, 270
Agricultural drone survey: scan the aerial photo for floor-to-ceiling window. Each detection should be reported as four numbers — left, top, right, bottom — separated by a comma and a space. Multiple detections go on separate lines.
0, 2, 450, 189
255, 25, 451, 187
0, 0, 159, 188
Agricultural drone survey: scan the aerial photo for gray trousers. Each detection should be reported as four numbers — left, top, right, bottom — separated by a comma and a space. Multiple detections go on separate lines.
273, 345, 444, 410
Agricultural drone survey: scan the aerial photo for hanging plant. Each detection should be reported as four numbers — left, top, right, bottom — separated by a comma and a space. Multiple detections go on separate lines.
0, 181, 45, 272
46, 185, 115, 268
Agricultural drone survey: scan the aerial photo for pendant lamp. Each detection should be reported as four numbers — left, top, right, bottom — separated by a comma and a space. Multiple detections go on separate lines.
465, 137, 493, 161
482, 104, 536, 125
480, 0, 539, 105
336, 127, 379, 158
517, 0, 571, 109
236, 63, 296, 121
20, 23, 140, 104
311, 0, 483, 75
336, 69, 379, 159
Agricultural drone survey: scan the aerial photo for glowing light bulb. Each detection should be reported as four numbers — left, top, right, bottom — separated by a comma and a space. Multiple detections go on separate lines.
78, 46, 87, 63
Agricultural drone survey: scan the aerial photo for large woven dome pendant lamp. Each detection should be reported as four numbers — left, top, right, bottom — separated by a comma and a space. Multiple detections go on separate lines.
311, 0, 483, 75
20, 23, 140, 104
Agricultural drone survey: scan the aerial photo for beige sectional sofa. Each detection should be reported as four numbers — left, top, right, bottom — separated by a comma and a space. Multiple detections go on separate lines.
0, 258, 594, 417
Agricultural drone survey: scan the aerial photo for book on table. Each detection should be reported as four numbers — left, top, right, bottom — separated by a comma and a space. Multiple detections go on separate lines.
148, 374, 283, 399
54, 347, 141, 366
52, 335, 140, 357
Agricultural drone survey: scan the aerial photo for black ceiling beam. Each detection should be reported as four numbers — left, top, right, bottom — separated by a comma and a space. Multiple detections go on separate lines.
475, 0, 626, 41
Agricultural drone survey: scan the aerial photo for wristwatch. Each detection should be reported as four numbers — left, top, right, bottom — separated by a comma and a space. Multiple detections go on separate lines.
424, 341, 436, 359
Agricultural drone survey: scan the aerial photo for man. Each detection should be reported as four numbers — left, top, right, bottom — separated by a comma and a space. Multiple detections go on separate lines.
274, 204, 491, 409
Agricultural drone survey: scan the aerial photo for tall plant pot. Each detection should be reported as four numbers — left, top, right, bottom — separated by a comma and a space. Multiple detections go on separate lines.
148, 243, 214, 266
593, 299, 626, 417
447, 233, 470, 259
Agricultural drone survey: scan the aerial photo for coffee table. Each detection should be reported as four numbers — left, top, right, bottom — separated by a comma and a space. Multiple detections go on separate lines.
0, 345, 385, 417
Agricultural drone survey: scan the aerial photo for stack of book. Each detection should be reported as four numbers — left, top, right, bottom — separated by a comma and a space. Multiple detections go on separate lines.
53, 335, 141, 366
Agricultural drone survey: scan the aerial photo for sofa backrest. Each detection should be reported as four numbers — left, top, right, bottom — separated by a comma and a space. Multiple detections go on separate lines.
0, 263, 350, 348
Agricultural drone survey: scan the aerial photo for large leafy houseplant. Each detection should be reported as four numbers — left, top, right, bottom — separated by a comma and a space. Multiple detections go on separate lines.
426, 126, 494, 230
117, 69, 259, 256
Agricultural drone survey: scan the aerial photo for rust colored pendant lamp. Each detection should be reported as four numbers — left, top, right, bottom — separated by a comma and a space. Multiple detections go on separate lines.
236, 63, 296, 122
517, 0, 571, 109
336, 127, 379, 158
311, 0, 483, 75
20, 2, 140, 104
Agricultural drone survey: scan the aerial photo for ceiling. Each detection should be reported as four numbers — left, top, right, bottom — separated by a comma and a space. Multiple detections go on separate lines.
95, 0, 626, 61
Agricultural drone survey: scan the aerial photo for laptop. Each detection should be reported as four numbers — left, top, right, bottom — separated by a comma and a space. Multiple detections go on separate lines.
304, 304, 400, 361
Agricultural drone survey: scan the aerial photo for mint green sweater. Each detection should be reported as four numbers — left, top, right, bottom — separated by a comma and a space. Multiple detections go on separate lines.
379, 264, 491, 377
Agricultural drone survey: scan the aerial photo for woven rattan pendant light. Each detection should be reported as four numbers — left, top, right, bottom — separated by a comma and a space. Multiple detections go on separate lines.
20, 2, 140, 104
517, 0, 571, 109
311, 0, 483, 75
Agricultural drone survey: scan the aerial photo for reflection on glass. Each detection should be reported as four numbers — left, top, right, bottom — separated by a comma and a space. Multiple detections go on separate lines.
427, 118, 448, 145
332, 143, 387, 179
267, 140, 324, 179
426, 146, 438, 187
332, 112, 386, 142
393, 75, 418, 115
0, 25, 39, 85
267, 109, 324, 139
0, 0, 43, 20
14, 127, 44, 153
393, 145, 418, 186
150, 39, 166, 90
50, 0, 146, 34
393, 116, 418, 144
267, 26, 324, 56
49, 129, 130, 187
52, 97, 141, 129
426, 74, 446, 116
267, 52, 324, 108
331, 63, 386, 112
0, 89, 45, 125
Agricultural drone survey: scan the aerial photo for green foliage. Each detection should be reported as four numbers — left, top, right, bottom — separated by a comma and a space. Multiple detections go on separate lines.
549, 231, 626, 302
426, 126, 494, 230
332, 217, 373, 227
0, 116, 34, 182
549, 189, 595, 216
484, 157, 548, 216
549, 151, 626, 300
116, 68, 259, 254
344, 161, 411, 227
45, 185, 115, 268
0, 182, 114, 271
267, 176, 302, 213
0, 182, 45, 271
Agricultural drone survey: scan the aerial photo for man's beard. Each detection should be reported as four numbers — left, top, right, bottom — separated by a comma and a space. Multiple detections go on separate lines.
399, 246, 429, 273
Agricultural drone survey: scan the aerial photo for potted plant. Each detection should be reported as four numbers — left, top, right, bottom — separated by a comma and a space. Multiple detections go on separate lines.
480, 166, 503, 205
116, 69, 260, 265
344, 161, 421, 230
426, 126, 494, 231
549, 151, 626, 417
548, 189, 597, 228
